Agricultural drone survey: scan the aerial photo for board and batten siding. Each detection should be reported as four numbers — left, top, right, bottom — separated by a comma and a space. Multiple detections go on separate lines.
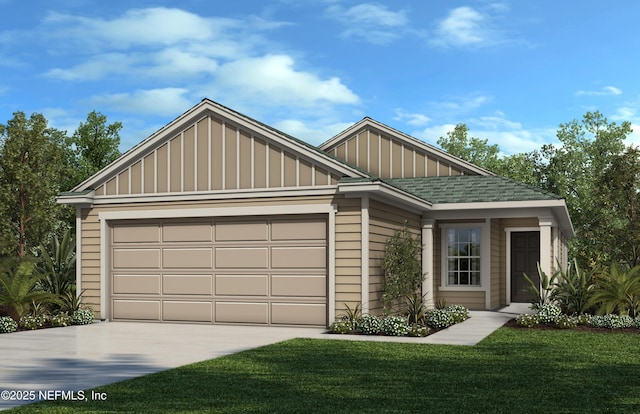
95, 115, 340, 197
327, 126, 465, 179
367, 200, 420, 315
78, 195, 351, 320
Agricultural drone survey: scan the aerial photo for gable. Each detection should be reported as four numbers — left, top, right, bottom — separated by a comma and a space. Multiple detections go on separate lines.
76, 100, 365, 198
319, 118, 492, 178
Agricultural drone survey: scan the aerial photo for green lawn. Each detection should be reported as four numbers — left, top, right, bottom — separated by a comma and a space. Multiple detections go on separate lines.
10, 327, 640, 413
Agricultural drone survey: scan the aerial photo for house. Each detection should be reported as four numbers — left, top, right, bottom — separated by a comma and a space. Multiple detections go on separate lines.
58, 99, 573, 327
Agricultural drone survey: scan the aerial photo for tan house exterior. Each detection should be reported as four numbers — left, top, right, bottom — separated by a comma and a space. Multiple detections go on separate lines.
59, 99, 574, 327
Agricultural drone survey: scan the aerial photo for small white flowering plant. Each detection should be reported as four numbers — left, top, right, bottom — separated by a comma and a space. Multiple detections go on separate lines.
0, 316, 17, 333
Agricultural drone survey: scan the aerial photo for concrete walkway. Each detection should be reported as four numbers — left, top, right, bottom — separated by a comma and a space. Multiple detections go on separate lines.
0, 304, 529, 410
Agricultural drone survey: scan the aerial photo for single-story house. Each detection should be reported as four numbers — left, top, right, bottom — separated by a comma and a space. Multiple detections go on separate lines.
58, 99, 573, 327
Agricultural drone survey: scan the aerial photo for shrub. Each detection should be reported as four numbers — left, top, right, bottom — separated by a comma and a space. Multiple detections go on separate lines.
381, 223, 423, 314
72, 308, 94, 325
555, 314, 577, 329
590, 314, 630, 329
516, 314, 540, 328
19, 315, 46, 330
0, 261, 59, 319
619, 315, 634, 328
426, 308, 454, 329
51, 312, 72, 327
552, 258, 596, 315
357, 314, 382, 335
588, 264, 640, 317
447, 304, 470, 323
36, 229, 76, 296
523, 263, 557, 310
381, 316, 409, 336
0, 316, 17, 333
635, 316, 640, 329
576, 314, 592, 325
329, 320, 353, 334
405, 293, 427, 325
407, 324, 429, 337
536, 304, 562, 323
338, 303, 362, 331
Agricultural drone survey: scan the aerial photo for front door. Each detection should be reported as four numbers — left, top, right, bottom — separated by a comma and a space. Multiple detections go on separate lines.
510, 231, 540, 303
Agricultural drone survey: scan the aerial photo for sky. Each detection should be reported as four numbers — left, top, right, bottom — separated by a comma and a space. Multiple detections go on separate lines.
1, 0, 639, 155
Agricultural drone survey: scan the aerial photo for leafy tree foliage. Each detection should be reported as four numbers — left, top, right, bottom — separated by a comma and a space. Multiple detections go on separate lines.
0, 112, 72, 257
72, 110, 122, 185
437, 123, 501, 172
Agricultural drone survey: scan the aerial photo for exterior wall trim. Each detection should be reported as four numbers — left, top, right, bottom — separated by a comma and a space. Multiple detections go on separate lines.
421, 218, 435, 308
504, 226, 540, 305
361, 196, 370, 314
96, 203, 337, 322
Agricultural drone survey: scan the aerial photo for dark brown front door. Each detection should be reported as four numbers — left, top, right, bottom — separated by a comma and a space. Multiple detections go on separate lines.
511, 231, 540, 303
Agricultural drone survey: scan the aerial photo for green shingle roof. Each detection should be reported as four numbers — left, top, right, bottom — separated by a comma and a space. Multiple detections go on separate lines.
381, 176, 563, 204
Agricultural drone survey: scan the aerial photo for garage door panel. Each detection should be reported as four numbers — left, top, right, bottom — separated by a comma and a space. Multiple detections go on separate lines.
113, 300, 160, 320
113, 225, 160, 243
271, 303, 326, 325
271, 220, 326, 241
216, 221, 268, 241
271, 275, 326, 297
163, 301, 212, 322
163, 223, 212, 242
163, 274, 213, 295
272, 247, 326, 269
163, 248, 212, 268
113, 274, 160, 294
113, 248, 160, 269
216, 275, 268, 296
216, 247, 268, 268
215, 302, 269, 324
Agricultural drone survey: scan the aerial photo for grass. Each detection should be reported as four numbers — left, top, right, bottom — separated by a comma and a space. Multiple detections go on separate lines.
9, 327, 640, 413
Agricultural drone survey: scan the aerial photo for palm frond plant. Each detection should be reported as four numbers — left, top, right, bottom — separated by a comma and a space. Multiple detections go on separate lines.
338, 302, 362, 330
523, 262, 557, 310
36, 229, 76, 296
588, 263, 640, 317
551, 258, 597, 315
0, 261, 60, 320
405, 293, 428, 325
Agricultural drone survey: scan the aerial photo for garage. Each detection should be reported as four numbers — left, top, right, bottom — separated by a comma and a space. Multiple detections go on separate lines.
109, 216, 328, 326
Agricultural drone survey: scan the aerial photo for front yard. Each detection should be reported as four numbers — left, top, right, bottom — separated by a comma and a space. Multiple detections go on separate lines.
10, 326, 640, 413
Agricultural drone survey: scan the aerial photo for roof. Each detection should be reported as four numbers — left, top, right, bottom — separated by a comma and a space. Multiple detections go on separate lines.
374, 175, 563, 204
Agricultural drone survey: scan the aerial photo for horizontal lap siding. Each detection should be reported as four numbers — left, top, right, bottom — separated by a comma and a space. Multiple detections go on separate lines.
335, 198, 361, 316
368, 201, 420, 315
79, 195, 341, 320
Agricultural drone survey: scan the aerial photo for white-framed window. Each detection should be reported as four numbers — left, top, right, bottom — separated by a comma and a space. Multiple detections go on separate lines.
444, 226, 482, 286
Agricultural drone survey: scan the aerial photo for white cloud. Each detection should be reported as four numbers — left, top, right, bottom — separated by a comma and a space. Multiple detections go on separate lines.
575, 86, 622, 96
273, 118, 355, 144
326, 3, 408, 44
87, 88, 192, 116
213, 54, 359, 107
430, 5, 510, 48
393, 109, 431, 126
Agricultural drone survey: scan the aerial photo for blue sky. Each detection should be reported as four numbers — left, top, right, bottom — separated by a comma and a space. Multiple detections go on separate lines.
1, 0, 639, 154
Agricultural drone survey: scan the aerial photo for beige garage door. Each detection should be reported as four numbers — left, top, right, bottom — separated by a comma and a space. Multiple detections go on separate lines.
110, 216, 327, 326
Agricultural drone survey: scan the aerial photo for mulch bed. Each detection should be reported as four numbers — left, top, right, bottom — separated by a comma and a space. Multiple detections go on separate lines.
504, 318, 640, 334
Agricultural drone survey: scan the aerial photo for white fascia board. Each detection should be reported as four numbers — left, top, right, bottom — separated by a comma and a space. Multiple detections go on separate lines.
429, 199, 567, 211
91, 186, 338, 205
56, 191, 95, 207
337, 181, 432, 212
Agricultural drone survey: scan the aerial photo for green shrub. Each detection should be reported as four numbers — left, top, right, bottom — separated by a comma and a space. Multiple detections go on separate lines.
405, 293, 427, 325
19, 315, 46, 330
590, 314, 630, 329
407, 324, 429, 337
0, 316, 17, 333
516, 314, 540, 328
552, 258, 596, 315
619, 315, 634, 328
357, 314, 382, 335
446, 304, 470, 323
329, 320, 353, 334
576, 314, 592, 325
426, 308, 454, 329
588, 264, 640, 317
338, 303, 361, 331
635, 316, 640, 329
380, 316, 409, 336
51, 312, 72, 327
72, 307, 94, 325
555, 314, 577, 329
536, 304, 562, 323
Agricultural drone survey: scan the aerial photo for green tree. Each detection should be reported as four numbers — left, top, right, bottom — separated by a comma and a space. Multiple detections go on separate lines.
72, 110, 122, 185
437, 123, 501, 172
0, 112, 72, 257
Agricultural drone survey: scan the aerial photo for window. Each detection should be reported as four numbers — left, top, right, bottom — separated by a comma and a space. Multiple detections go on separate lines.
446, 227, 481, 286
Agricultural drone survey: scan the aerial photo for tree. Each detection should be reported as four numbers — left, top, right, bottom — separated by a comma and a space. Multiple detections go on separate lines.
0, 112, 71, 257
590, 146, 640, 267
72, 110, 122, 185
437, 123, 501, 172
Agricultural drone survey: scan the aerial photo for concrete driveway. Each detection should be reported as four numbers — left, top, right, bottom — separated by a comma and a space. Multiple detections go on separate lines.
0, 322, 325, 410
